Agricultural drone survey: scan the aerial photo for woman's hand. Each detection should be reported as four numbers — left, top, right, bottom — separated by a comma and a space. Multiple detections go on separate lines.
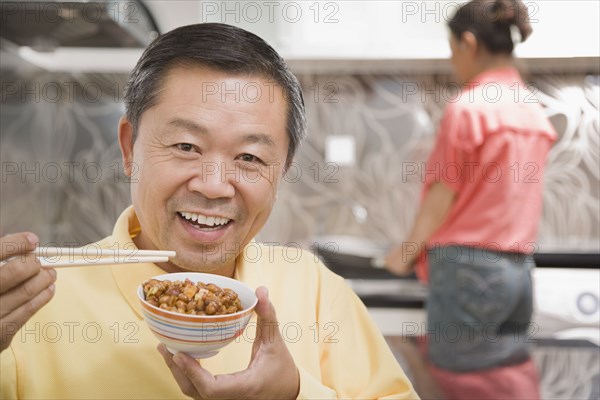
384, 244, 417, 276
385, 183, 456, 277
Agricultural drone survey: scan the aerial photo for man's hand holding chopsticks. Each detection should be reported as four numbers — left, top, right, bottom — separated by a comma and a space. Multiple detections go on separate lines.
0, 233, 57, 352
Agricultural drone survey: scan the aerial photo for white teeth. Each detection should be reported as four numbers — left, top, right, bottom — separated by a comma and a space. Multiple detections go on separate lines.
179, 212, 230, 227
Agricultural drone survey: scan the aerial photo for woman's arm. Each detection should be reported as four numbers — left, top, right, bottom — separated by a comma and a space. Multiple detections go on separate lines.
385, 183, 456, 276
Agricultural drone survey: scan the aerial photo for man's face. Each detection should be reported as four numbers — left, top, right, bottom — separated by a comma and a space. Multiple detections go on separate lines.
119, 66, 289, 276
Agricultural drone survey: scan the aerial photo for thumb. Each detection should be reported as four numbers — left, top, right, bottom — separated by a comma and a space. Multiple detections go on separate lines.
252, 287, 280, 354
255, 286, 277, 322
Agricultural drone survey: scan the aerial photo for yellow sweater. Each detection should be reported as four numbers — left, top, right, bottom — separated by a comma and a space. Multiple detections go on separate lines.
1, 207, 418, 399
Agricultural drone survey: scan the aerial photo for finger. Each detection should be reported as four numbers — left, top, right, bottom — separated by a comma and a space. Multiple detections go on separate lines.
157, 344, 199, 398
251, 286, 282, 361
389, 264, 409, 276
0, 254, 43, 294
172, 351, 252, 398
384, 250, 400, 268
255, 287, 276, 320
1, 284, 55, 338
398, 259, 416, 276
249, 288, 299, 397
0, 233, 38, 260
0, 268, 57, 319
172, 352, 214, 388
383, 256, 392, 270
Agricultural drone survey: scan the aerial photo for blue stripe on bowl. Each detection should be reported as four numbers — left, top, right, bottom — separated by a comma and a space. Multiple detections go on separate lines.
144, 314, 240, 335
150, 327, 242, 344
142, 308, 250, 327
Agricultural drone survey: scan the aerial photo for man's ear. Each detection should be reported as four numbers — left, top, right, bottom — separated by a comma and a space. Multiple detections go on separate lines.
118, 116, 135, 177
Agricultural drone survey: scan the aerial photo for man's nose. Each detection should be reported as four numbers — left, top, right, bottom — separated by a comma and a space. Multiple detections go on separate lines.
187, 161, 236, 199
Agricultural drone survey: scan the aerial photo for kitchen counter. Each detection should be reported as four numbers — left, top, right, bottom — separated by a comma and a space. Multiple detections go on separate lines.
314, 246, 600, 343
316, 249, 600, 309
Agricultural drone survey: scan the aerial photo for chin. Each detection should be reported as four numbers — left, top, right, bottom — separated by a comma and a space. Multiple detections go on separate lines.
172, 254, 234, 273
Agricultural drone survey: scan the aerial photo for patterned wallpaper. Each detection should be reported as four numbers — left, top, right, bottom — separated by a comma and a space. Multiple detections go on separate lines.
261, 73, 600, 252
1, 67, 599, 252
0, 71, 130, 244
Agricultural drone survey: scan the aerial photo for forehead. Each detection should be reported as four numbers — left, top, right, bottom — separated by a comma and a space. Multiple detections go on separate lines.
157, 65, 287, 112
138, 65, 290, 143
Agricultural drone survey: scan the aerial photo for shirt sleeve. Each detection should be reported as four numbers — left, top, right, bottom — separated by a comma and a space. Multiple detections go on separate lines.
424, 104, 477, 193
1, 346, 19, 399
298, 278, 419, 399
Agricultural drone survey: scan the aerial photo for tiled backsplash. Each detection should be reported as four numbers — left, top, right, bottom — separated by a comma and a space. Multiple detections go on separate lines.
262, 73, 600, 252
1, 69, 598, 251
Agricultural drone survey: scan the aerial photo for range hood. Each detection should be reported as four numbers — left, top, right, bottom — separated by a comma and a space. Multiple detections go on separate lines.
1, 1, 598, 74
1, 0, 159, 50
0, 0, 161, 72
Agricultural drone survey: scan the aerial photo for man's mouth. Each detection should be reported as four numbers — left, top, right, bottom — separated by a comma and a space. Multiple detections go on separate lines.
177, 211, 232, 231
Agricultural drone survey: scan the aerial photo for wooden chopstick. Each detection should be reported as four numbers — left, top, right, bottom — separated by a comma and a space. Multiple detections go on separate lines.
39, 256, 170, 268
33, 247, 176, 258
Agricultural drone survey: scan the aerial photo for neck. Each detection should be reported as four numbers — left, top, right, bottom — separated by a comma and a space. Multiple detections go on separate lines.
467, 53, 514, 82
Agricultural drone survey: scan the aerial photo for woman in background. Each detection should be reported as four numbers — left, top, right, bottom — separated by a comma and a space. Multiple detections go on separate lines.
385, 0, 557, 398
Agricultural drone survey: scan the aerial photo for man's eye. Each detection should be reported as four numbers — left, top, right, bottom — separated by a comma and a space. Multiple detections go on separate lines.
238, 154, 263, 164
176, 143, 195, 152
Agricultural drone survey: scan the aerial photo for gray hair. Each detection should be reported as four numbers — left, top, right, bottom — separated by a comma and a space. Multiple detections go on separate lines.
124, 23, 306, 168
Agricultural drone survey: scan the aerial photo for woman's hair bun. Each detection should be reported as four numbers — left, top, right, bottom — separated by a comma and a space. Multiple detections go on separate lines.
494, 0, 533, 42
448, 0, 534, 53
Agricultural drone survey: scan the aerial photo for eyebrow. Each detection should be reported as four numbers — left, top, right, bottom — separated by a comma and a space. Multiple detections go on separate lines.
241, 133, 276, 148
167, 118, 276, 148
167, 118, 207, 134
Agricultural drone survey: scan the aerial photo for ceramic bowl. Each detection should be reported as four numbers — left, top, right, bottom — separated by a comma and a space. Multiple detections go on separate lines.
137, 272, 257, 359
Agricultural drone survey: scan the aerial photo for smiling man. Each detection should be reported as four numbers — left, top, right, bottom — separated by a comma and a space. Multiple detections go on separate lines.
0, 24, 418, 399
120, 66, 288, 277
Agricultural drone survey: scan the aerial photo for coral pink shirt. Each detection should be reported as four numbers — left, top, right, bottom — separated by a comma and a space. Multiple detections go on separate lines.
416, 67, 557, 281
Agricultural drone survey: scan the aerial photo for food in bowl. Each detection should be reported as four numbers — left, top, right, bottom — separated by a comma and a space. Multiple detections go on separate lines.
137, 272, 258, 359
142, 278, 243, 315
